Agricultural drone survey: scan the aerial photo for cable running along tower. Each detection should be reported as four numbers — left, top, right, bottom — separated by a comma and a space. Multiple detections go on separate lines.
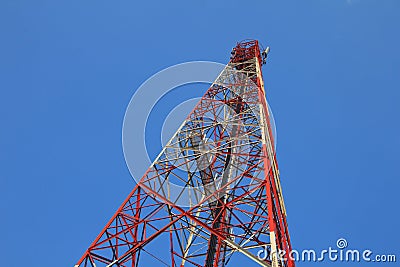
76, 40, 295, 267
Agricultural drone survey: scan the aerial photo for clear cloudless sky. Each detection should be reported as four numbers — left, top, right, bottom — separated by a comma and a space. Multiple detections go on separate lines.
0, 0, 399, 266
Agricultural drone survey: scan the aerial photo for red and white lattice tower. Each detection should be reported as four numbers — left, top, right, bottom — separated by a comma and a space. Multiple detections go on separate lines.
75, 40, 295, 267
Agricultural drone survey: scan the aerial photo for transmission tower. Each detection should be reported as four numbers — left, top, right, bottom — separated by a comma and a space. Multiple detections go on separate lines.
75, 40, 295, 267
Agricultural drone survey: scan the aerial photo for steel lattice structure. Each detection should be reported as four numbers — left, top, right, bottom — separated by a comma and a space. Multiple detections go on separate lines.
75, 40, 295, 267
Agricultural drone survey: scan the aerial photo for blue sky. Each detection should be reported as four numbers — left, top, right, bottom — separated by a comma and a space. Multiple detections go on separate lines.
0, 0, 399, 266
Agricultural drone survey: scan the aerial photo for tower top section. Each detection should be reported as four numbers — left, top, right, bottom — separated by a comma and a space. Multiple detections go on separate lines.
230, 39, 270, 66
